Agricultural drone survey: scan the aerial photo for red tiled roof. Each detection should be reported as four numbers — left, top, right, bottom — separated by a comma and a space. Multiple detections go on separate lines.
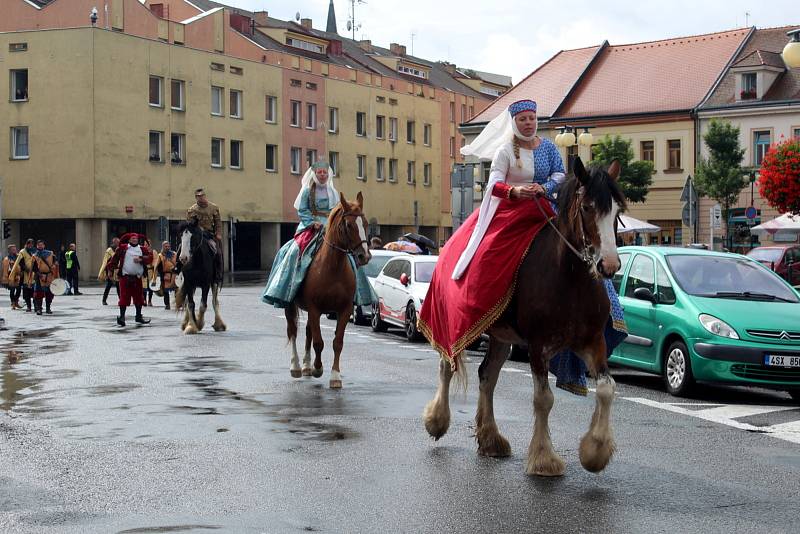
732, 49, 785, 69
470, 45, 601, 124
558, 29, 751, 118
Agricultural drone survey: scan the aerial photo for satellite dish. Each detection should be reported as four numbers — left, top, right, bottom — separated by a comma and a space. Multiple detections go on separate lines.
295, 12, 301, 21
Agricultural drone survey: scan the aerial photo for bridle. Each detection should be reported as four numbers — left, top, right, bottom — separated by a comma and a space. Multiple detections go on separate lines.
324, 211, 368, 259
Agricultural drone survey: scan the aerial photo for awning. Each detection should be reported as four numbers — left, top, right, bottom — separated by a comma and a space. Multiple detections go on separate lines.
750, 213, 800, 238
617, 214, 661, 234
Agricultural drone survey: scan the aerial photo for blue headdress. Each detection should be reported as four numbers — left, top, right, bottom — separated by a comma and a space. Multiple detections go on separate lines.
508, 99, 537, 117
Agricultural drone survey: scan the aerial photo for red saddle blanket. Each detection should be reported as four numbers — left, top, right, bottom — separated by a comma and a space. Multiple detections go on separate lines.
294, 226, 321, 255
418, 197, 553, 364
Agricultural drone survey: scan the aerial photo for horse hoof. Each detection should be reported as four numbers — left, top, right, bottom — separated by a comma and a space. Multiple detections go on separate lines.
329, 379, 342, 389
579, 433, 615, 473
311, 368, 324, 378
213, 322, 227, 332
183, 326, 198, 335
476, 429, 512, 458
290, 369, 302, 379
301, 367, 313, 377
422, 399, 450, 441
526, 454, 566, 477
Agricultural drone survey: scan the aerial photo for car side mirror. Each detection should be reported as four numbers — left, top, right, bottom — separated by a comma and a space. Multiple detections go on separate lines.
633, 287, 658, 304
399, 273, 410, 286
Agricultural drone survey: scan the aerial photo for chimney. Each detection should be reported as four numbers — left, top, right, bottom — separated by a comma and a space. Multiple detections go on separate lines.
253, 11, 268, 26
329, 39, 343, 56
300, 18, 312, 30
390, 43, 406, 56
359, 39, 373, 52
441, 62, 457, 75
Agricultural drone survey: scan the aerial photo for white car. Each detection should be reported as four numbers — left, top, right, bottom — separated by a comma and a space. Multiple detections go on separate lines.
371, 254, 438, 341
352, 249, 403, 325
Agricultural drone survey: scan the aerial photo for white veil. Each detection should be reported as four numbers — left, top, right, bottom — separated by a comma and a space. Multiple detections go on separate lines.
293, 165, 339, 211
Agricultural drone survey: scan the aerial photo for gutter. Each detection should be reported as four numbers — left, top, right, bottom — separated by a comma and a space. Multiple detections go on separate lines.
549, 109, 692, 124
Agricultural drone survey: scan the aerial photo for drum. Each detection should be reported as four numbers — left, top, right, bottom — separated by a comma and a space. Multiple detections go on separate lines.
175, 273, 184, 288
149, 276, 162, 292
50, 278, 68, 296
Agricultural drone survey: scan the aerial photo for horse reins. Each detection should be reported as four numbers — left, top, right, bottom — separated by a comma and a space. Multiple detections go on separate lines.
533, 192, 597, 268
323, 212, 368, 259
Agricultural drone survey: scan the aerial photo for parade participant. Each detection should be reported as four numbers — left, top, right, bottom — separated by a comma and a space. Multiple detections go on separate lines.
2, 244, 22, 310
99, 237, 120, 305
107, 233, 153, 326
186, 188, 223, 283
57, 244, 67, 280
153, 241, 177, 310
262, 160, 375, 308
65, 243, 82, 295
10, 239, 36, 312
142, 238, 155, 306
32, 239, 58, 315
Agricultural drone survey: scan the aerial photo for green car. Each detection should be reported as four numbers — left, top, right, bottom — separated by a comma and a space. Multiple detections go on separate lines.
610, 246, 800, 400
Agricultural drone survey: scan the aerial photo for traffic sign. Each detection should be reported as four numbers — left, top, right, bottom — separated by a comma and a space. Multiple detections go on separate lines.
745, 206, 757, 220
680, 176, 698, 204
712, 204, 722, 229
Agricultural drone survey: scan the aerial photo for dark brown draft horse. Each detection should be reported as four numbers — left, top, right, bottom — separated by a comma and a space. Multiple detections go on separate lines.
424, 158, 626, 476
285, 192, 371, 389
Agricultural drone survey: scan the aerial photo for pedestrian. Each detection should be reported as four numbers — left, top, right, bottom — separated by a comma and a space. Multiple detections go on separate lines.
153, 240, 177, 310
2, 244, 23, 310
65, 243, 82, 295
106, 233, 152, 326
10, 239, 37, 313
99, 237, 120, 306
32, 239, 58, 315
57, 244, 67, 279
142, 238, 155, 306
369, 236, 383, 250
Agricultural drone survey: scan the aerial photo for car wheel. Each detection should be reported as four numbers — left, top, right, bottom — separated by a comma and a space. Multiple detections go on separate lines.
353, 305, 370, 326
787, 389, 800, 404
405, 304, 423, 342
663, 340, 695, 396
371, 303, 388, 333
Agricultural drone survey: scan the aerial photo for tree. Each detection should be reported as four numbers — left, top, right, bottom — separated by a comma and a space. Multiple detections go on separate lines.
759, 137, 800, 215
590, 135, 654, 203
693, 119, 746, 245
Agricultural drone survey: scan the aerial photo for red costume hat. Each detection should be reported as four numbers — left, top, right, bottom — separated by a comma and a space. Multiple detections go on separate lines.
119, 233, 147, 244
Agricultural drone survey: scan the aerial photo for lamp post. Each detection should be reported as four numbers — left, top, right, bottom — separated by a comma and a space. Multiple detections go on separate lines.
554, 125, 594, 170
783, 28, 800, 69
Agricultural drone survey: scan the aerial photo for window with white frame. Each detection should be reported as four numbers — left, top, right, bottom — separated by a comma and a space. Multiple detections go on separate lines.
461, 104, 467, 123
306, 103, 317, 129
328, 107, 339, 133
397, 64, 427, 78
290, 147, 302, 174
10, 126, 29, 159
211, 138, 224, 167
286, 37, 323, 54
230, 140, 243, 169
307, 149, 317, 168
449, 136, 455, 157
407, 160, 416, 184
356, 112, 367, 137
376, 157, 386, 181
290, 100, 301, 127
389, 117, 398, 141
389, 158, 398, 182
211, 86, 223, 116
794, 127, 800, 138
741, 72, 757, 99
11, 69, 28, 102
230, 90, 242, 119
449, 102, 455, 122
329, 151, 339, 175
171, 79, 185, 111
753, 130, 771, 167
406, 120, 416, 144
265, 144, 278, 171
357, 155, 367, 181
423, 124, 431, 146
265, 95, 277, 123
149, 76, 163, 107
171, 133, 185, 164
149, 131, 164, 162
376, 115, 386, 139
423, 163, 432, 186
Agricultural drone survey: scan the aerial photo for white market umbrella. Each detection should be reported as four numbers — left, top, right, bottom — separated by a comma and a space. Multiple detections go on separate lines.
617, 214, 661, 234
750, 213, 800, 238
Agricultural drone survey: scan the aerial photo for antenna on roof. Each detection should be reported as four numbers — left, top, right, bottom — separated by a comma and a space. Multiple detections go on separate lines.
295, 12, 301, 22
411, 31, 416, 56
745, 11, 750, 26
348, 0, 366, 41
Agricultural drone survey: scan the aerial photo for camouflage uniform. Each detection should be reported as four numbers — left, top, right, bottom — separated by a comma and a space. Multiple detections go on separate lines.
186, 201, 223, 281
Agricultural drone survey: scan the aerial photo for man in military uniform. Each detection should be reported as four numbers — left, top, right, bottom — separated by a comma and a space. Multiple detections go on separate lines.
186, 188, 223, 282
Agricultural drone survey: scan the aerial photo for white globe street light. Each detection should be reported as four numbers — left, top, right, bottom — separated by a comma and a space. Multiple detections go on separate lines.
783, 29, 800, 69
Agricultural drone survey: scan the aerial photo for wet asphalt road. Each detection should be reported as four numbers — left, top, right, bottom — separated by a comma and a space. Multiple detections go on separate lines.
0, 281, 799, 534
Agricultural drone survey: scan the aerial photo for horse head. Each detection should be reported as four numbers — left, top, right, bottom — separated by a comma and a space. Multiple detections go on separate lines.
557, 157, 626, 279
178, 218, 203, 265
328, 191, 371, 267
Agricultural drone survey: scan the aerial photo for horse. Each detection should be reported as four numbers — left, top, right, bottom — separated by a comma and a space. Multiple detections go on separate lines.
423, 157, 626, 476
285, 191, 371, 389
174, 220, 226, 335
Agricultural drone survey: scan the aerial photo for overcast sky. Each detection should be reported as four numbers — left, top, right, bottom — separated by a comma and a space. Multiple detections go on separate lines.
229, 1, 798, 83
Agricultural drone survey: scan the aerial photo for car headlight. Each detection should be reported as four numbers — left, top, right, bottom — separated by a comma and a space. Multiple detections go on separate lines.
698, 314, 739, 339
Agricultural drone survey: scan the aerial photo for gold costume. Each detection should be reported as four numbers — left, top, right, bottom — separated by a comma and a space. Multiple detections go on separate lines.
187, 202, 222, 237
11, 249, 37, 287
2, 256, 20, 288
98, 247, 119, 282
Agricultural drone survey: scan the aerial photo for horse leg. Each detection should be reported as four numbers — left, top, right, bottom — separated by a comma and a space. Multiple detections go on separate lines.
196, 286, 209, 331
475, 337, 512, 457
329, 303, 352, 389
301, 323, 313, 376
184, 289, 199, 335
308, 308, 325, 378
526, 350, 565, 477
423, 357, 454, 440
211, 284, 226, 331
286, 303, 302, 378
576, 336, 616, 473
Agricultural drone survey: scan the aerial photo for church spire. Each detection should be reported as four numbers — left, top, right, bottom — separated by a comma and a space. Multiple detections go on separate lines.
326, 0, 338, 34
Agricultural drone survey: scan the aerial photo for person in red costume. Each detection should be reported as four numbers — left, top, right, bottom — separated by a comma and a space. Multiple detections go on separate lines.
107, 233, 153, 327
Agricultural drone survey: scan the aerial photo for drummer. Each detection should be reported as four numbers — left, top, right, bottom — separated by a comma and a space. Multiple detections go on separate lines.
32, 239, 59, 315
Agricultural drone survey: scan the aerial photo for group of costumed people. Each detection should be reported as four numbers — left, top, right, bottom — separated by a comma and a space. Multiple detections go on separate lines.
2, 239, 59, 315
98, 237, 178, 310
418, 99, 627, 396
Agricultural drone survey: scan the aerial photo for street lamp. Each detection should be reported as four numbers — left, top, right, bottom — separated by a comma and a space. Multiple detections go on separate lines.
783, 28, 800, 69
554, 125, 595, 169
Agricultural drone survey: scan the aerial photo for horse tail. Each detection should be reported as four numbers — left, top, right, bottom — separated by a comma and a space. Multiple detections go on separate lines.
285, 302, 298, 343
451, 353, 469, 394
174, 285, 186, 312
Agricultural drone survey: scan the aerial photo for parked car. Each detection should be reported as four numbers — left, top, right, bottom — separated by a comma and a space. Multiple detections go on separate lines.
352, 249, 403, 325
746, 245, 800, 286
610, 246, 800, 399
371, 254, 438, 341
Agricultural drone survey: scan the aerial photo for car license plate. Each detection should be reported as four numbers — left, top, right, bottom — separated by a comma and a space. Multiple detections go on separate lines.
764, 354, 800, 368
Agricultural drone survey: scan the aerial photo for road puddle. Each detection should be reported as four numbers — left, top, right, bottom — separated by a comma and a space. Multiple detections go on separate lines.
1, 327, 66, 413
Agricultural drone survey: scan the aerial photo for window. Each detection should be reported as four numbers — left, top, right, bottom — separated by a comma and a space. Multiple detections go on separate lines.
612, 253, 631, 293
306, 149, 317, 168
170, 133, 185, 164
376, 115, 386, 139
149, 76, 163, 107
286, 37, 323, 54
230, 140, 242, 169
397, 65, 427, 78
389, 118, 398, 141
389, 159, 398, 182
230, 66, 243, 75
624, 254, 656, 298
794, 127, 800, 138
306, 103, 317, 129
406, 120, 416, 144
449, 102, 455, 122
356, 112, 367, 136
290, 147, 301, 174
211, 138, 224, 167
328, 107, 339, 133
469, 106, 474, 119
667, 140, 681, 170
461, 104, 467, 122
11, 69, 28, 102
265, 144, 277, 171
449, 137, 455, 157
357, 155, 367, 181
230, 90, 242, 119
376, 157, 386, 181
149, 131, 164, 162
290, 100, 301, 127
306, 82, 317, 90
407, 161, 416, 184
741, 72, 757, 99
640, 140, 654, 163
423, 163, 432, 186
656, 264, 676, 305
423, 124, 432, 146
211, 86, 223, 116
10, 126, 29, 159
210, 62, 225, 72
171, 79, 185, 111
329, 151, 339, 175
265, 95, 277, 123
753, 130, 771, 167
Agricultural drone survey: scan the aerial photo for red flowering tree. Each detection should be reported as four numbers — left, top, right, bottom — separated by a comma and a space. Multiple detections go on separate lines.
759, 137, 800, 215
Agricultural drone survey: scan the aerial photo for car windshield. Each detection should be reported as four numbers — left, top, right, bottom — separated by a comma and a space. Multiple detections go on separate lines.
666, 255, 799, 303
747, 248, 784, 264
415, 262, 437, 283
365, 256, 393, 278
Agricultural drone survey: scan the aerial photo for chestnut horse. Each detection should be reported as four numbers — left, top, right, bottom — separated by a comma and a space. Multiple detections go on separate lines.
285, 192, 371, 389
423, 158, 626, 476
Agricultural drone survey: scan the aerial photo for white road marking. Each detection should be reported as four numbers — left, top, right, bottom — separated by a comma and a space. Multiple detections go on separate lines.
501, 368, 526, 374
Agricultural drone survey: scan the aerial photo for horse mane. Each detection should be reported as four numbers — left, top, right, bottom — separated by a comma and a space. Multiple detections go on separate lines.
325, 200, 359, 244
556, 165, 627, 221
178, 218, 199, 233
